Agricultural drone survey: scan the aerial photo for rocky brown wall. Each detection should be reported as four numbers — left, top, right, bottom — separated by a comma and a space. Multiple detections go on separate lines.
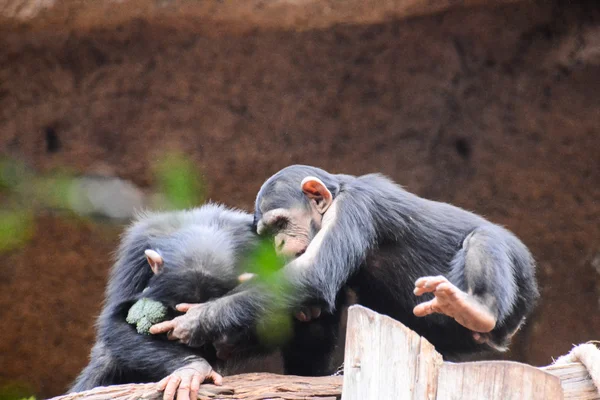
1, 1, 599, 397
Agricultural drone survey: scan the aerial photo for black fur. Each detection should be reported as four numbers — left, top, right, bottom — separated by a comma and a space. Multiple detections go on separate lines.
186, 165, 539, 361
70, 202, 343, 393
70, 204, 258, 392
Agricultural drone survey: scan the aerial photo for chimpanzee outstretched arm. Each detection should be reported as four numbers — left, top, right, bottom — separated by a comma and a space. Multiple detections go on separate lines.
150, 188, 378, 346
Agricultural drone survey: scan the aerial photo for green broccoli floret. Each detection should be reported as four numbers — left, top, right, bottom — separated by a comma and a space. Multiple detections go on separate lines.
126, 298, 168, 335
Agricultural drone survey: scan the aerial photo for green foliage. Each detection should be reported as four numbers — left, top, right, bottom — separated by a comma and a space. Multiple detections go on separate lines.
245, 238, 288, 282
0, 210, 34, 253
126, 298, 168, 335
0, 158, 74, 211
0, 382, 36, 400
0, 152, 206, 254
244, 239, 295, 347
0, 158, 77, 254
153, 153, 205, 209
31, 172, 74, 211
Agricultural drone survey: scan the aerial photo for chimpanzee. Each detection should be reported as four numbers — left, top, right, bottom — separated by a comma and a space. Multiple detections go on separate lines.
70, 202, 341, 400
151, 165, 539, 362
69, 204, 254, 399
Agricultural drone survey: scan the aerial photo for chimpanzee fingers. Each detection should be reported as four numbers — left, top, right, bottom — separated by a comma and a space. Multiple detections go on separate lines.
209, 370, 224, 386
472, 332, 493, 344
163, 375, 181, 400
149, 320, 176, 335
295, 306, 322, 322
413, 298, 439, 317
414, 276, 449, 296
310, 306, 322, 319
190, 374, 201, 399
176, 374, 192, 400
295, 309, 310, 322
156, 376, 170, 391
175, 303, 198, 312
434, 282, 461, 300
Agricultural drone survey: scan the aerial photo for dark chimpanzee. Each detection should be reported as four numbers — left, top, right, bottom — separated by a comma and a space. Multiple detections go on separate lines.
151, 165, 539, 362
70, 202, 339, 400
70, 204, 258, 400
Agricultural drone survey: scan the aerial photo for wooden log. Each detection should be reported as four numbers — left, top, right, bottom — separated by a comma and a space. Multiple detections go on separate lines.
543, 362, 600, 400
436, 361, 563, 400
51, 307, 598, 400
342, 305, 443, 400
47, 373, 343, 400
341, 306, 566, 400
0, 0, 525, 33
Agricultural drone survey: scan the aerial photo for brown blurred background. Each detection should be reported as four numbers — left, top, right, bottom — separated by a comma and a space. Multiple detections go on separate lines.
1, 0, 599, 398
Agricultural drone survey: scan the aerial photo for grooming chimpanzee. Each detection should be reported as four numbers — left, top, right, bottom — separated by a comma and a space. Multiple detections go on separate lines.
70, 203, 341, 400
152, 165, 539, 362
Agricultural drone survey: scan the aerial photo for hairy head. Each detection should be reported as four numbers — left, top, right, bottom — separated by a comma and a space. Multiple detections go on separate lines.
254, 165, 340, 258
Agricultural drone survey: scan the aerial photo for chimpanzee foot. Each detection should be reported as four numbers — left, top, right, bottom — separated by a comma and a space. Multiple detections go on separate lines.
413, 276, 496, 334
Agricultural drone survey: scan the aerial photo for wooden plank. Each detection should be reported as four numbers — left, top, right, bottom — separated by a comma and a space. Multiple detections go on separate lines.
342, 305, 443, 400
436, 361, 564, 400
543, 362, 600, 400
48, 373, 343, 400
0, 0, 525, 33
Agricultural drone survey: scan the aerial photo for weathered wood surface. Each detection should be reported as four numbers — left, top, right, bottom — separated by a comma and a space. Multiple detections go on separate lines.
544, 362, 600, 400
342, 305, 443, 400
48, 373, 343, 400
51, 307, 597, 400
437, 361, 563, 400
341, 306, 574, 400
0, 0, 525, 33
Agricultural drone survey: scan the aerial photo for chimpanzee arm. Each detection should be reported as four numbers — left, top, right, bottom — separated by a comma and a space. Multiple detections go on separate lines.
283, 192, 378, 309
171, 188, 380, 346
100, 309, 213, 379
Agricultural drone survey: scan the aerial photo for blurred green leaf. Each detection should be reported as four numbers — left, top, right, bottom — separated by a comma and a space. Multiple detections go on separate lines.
246, 238, 287, 278
0, 382, 36, 400
0, 211, 34, 253
153, 153, 204, 209
32, 173, 75, 210
244, 238, 295, 346
256, 309, 293, 347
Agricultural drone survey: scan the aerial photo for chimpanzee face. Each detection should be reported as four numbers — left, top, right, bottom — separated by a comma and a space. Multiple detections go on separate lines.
255, 176, 334, 258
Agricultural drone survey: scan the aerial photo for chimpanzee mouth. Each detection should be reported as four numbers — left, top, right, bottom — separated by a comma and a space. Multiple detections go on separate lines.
295, 249, 306, 258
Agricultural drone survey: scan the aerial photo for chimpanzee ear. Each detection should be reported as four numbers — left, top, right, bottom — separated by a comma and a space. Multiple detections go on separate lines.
144, 249, 164, 275
301, 176, 333, 214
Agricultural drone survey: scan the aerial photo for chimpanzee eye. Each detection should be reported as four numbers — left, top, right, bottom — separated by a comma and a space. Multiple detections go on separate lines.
273, 217, 288, 231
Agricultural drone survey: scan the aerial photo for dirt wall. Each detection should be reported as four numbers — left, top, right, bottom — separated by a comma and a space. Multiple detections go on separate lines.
1, 0, 599, 397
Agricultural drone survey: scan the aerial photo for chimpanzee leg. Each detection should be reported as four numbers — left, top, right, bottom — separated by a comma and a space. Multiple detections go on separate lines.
414, 226, 525, 336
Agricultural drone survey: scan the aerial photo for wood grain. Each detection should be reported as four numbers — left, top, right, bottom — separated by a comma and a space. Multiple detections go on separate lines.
342, 305, 443, 400
48, 373, 343, 400
437, 361, 564, 400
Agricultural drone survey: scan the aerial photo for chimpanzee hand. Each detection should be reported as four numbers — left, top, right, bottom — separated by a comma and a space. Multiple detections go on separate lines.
156, 359, 222, 400
149, 303, 214, 347
294, 305, 322, 322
